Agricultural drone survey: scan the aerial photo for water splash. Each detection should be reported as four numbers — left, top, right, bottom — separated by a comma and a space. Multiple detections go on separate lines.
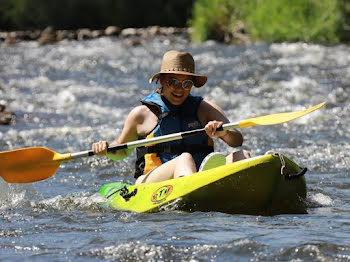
312, 193, 334, 206
30, 192, 107, 212
0, 179, 41, 209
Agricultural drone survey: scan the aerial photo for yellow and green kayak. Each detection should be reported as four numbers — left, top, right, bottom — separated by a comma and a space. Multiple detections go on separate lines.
99, 153, 307, 215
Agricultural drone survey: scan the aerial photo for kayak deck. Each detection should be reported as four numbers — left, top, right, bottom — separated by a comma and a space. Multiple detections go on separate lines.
99, 154, 307, 215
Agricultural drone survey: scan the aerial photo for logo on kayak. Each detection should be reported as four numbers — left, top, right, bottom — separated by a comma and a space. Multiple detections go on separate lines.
151, 185, 173, 204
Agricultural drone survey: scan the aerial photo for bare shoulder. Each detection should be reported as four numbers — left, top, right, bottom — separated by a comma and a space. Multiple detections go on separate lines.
127, 105, 158, 136
198, 99, 229, 124
198, 99, 224, 113
127, 105, 152, 124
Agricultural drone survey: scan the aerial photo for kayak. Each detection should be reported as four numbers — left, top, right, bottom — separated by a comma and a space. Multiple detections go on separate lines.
99, 153, 307, 215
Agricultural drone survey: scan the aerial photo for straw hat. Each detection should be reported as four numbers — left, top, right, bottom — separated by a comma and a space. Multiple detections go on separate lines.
149, 50, 207, 87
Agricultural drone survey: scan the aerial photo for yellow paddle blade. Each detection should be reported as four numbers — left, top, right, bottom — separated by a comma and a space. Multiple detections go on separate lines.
238, 102, 325, 128
0, 147, 71, 183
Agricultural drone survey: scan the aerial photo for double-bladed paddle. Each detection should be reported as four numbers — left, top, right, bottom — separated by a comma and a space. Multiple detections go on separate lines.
0, 102, 325, 183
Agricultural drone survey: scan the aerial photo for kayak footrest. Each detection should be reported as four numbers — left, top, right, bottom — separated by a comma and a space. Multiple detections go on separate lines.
120, 186, 138, 201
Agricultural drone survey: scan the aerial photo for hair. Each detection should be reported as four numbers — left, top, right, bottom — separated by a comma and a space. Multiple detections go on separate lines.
155, 75, 164, 94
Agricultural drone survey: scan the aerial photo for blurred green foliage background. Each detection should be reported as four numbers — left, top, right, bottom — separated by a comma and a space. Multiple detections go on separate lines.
190, 0, 350, 43
0, 0, 349, 43
0, 0, 194, 29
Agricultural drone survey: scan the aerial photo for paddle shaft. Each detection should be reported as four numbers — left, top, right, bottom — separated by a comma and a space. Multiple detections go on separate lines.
70, 102, 326, 159
70, 122, 239, 159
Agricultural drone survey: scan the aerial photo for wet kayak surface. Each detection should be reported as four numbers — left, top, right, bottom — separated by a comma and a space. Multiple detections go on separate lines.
1, 37, 350, 261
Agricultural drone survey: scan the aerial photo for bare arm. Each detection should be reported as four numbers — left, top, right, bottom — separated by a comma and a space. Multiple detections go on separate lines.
92, 105, 154, 160
105, 107, 140, 160
198, 99, 243, 147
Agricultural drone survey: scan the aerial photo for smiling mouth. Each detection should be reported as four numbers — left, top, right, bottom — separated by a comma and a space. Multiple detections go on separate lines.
171, 92, 183, 98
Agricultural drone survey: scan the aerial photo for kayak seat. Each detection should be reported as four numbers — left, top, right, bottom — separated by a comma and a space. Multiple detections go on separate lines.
199, 152, 226, 172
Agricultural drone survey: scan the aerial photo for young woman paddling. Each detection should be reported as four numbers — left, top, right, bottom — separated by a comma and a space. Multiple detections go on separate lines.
92, 50, 250, 184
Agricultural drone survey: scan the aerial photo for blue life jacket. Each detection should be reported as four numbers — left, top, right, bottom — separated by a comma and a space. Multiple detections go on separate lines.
134, 92, 214, 178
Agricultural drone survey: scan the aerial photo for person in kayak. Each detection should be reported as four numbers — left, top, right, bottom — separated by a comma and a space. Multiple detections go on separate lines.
92, 50, 250, 184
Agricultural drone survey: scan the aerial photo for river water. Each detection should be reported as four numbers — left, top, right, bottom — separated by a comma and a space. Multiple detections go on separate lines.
0, 36, 349, 261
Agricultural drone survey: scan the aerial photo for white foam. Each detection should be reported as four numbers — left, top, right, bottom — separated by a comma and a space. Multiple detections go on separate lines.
38, 192, 106, 211
57, 89, 76, 107
310, 193, 334, 206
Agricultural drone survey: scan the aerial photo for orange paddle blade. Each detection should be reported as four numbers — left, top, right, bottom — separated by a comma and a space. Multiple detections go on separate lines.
0, 147, 71, 183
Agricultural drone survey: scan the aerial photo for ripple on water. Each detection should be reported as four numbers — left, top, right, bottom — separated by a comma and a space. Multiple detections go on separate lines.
84, 238, 350, 261
266, 243, 350, 261
83, 241, 218, 261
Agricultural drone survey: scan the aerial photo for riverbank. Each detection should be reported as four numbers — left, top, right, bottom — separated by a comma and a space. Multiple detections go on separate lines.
0, 25, 252, 46
0, 26, 194, 45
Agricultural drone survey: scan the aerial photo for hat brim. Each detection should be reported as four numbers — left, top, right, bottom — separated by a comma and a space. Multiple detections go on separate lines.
149, 71, 207, 88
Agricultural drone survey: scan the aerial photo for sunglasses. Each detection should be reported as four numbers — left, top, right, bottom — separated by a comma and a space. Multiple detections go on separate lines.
167, 78, 194, 90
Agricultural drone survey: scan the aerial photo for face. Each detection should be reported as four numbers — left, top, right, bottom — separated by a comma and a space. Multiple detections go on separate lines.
160, 74, 194, 105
